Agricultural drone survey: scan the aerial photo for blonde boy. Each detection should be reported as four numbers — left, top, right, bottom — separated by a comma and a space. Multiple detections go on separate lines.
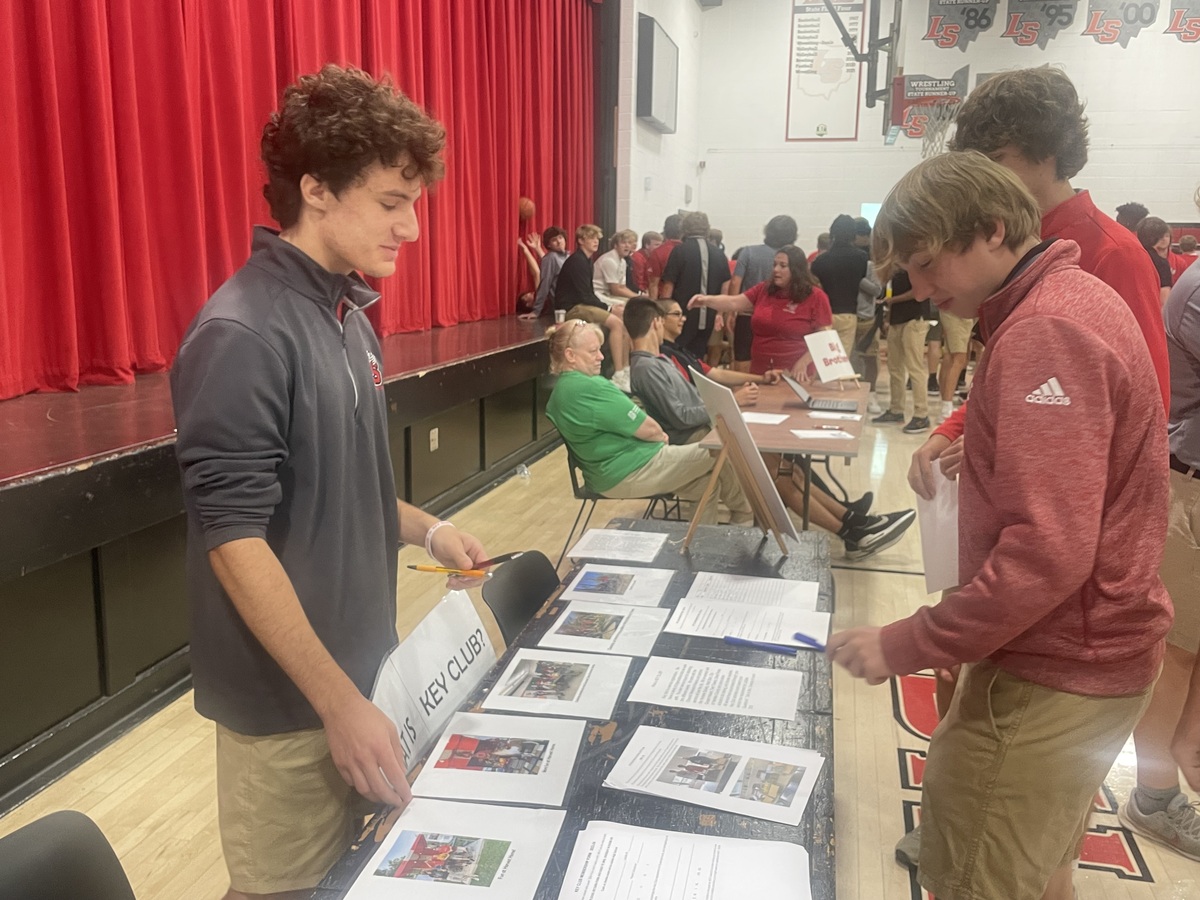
828, 152, 1171, 900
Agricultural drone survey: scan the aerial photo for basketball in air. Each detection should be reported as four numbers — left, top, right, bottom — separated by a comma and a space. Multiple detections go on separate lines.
518, 196, 536, 221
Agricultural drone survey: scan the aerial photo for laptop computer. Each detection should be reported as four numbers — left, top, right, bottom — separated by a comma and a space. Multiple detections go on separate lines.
781, 373, 859, 413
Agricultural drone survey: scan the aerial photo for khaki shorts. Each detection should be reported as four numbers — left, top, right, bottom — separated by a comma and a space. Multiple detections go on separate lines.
1164, 468, 1200, 652
217, 725, 368, 894
605, 443, 752, 525
941, 310, 975, 355
565, 304, 611, 327
918, 661, 1152, 900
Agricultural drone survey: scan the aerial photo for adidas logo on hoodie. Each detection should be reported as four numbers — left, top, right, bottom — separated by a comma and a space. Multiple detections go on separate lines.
1026, 377, 1071, 406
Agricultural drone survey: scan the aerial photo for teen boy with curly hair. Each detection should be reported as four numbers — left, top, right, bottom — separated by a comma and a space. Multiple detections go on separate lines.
172, 65, 490, 899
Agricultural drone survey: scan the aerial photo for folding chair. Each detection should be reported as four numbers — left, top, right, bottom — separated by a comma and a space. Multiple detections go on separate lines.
0, 810, 136, 900
557, 446, 682, 567
480, 550, 562, 646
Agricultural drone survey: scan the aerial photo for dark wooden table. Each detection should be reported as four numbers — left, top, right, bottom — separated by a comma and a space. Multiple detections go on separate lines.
314, 519, 836, 899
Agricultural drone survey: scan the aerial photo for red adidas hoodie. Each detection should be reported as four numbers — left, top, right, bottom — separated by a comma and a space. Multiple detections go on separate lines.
881, 241, 1171, 696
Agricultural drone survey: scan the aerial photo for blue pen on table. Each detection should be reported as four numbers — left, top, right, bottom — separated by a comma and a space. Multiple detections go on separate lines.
722, 635, 798, 656
793, 632, 827, 652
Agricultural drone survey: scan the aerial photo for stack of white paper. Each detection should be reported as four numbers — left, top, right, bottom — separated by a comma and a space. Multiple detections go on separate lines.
918, 459, 960, 595
602, 725, 824, 826
538, 599, 669, 657
741, 411, 790, 425
685, 572, 819, 608
343, 799, 564, 898
790, 428, 854, 440
412, 712, 585, 807
664, 597, 831, 648
627, 657, 804, 721
561, 564, 674, 606
481, 648, 631, 720
557, 820, 812, 899
566, 528, 668, 563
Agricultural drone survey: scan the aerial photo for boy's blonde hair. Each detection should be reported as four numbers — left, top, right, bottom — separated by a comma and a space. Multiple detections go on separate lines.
873, 151, 1041, 278
575, 224, 603, 243
611, 228, 638, 247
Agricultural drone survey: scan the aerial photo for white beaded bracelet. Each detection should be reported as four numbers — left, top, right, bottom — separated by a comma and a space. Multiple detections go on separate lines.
424, 520, 455, 559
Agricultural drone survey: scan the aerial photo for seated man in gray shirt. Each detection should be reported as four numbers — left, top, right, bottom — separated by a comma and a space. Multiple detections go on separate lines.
625, 298, 764, 443
623, 298, 916, 558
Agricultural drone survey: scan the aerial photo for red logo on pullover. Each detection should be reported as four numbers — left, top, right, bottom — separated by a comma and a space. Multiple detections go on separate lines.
367, 350, 383, 388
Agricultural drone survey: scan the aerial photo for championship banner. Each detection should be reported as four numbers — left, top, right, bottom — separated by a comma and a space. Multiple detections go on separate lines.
1083, 0, 1162, 45
1166, 0, 1200, 40
1001, 0, 1080, 46
371, 590, 499, 771
923, 0, 999, 50
786, 2, 865, 141
899, 65, 970, 139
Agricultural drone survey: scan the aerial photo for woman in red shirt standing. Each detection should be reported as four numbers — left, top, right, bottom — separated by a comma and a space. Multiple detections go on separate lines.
689, 245, 832, 379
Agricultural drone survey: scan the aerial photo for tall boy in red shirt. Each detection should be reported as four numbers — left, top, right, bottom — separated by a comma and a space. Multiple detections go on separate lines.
829, 151, 1171, 900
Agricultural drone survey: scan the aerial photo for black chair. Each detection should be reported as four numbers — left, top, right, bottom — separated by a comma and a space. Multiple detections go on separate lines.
0, 810, 136, 900
557, 446, 682, 567
481, 550, 562, 646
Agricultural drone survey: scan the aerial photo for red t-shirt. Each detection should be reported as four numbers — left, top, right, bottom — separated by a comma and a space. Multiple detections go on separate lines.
744, 282, 833, 375
648, 239, 682, 282
933, 190, 1169, 442
1169, 250, 1194, 285
630, 249, 652, 291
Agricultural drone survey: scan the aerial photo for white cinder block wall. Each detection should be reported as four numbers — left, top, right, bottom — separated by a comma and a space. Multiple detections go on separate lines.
616, 0, 1200, 256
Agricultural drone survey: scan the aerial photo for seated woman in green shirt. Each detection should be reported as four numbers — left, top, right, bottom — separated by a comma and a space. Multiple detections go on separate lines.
545, 320, 751, 523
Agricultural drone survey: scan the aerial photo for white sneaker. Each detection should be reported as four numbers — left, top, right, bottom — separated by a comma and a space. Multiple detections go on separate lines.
867, 393, 883, 415
611, 368, 632, 393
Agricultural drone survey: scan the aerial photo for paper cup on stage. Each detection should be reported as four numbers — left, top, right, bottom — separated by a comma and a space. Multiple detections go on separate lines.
555, 309, 566, 324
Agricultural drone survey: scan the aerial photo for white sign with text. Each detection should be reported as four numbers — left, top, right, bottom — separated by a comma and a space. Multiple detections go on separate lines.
804, 331, 857, 382
371, 591, 498, 771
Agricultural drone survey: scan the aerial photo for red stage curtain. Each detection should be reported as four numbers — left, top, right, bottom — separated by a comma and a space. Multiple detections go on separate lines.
0, 0, 596, 400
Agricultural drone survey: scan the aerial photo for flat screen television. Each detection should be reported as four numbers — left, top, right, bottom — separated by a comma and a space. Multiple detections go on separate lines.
636, 14, 678, 134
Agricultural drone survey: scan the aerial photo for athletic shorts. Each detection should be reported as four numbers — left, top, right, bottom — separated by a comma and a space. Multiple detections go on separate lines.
733, 314, 753, 362
940, 311, 975, 355
854, 317, 878, 358
565, 305, 611, 327
217, 725, 371, 894
1163, 467, 1200, 653
918, 661, 1152, 900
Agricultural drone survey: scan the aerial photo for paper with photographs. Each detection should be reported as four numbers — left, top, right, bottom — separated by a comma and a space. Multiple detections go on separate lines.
481, 648, 631, 720
538, 599, 669, 657
566, 528, 668, 563
626, 657, 803, 721
664, 597, 831, 649
603, 725, 824, 826
343, 799, 564, 899
561, 564, 674, 607
411, 712, 585, 807
685, 572, 819, 609
556, 820, 812, 899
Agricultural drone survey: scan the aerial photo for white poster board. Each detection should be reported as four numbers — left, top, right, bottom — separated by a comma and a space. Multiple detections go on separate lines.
693, 372, 800, 542
371, 591, 498, 771
803, 331, 857, 382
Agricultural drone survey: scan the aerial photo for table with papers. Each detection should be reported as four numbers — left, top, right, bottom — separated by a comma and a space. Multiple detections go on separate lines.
313, 519, 835, 900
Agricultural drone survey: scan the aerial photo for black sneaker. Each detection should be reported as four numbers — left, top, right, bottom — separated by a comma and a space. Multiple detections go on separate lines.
843, 491, 873, 521
927, 374, 939, 396
903, 416, 930, 434
843, 510, 916, 560
871, 410, 905, 424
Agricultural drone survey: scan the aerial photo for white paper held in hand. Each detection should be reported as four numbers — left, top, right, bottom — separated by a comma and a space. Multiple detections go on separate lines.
917, 458, 959, 594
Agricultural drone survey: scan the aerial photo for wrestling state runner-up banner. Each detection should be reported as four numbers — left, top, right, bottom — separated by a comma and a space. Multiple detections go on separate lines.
923, 0, 1000, 50
1000, 0, 1080, 47
1166, 0, 1200, 40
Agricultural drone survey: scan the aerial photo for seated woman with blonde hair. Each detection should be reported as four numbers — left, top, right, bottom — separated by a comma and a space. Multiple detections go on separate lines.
545, 319, 751, 523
